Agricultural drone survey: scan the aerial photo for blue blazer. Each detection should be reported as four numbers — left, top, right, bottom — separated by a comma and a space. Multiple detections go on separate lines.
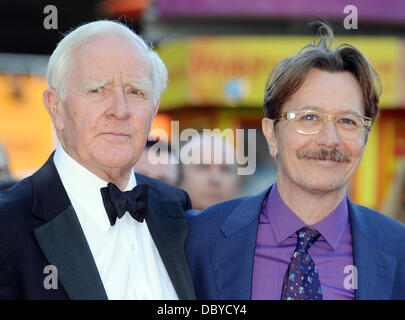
185, 186, 405, 300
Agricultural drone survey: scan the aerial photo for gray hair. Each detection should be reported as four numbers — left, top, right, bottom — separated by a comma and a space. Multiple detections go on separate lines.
263, 21, 381, 122
46, 20, 168, 106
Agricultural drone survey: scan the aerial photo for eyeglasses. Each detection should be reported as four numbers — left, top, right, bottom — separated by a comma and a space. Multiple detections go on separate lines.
275, 109, 372, 140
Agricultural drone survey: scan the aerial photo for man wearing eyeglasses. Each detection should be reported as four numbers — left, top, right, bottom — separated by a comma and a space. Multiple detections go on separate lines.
185, 23, 405, 300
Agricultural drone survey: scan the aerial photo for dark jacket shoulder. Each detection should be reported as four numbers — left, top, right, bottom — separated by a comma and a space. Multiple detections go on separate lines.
135, 173, 192, 210
186, 195, 257, 245
352, 202, 405, 254
0, 176, 39, 267
0, 176, 36, 233
188, 197, 246, 222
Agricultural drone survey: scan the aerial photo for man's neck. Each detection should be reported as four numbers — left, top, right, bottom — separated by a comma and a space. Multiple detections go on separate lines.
276, 180, 346, 225
95, 167, 132, 190
57, 143, 132, 191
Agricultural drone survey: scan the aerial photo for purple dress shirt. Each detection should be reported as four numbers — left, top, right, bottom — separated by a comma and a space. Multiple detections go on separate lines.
251, 183, 355, 300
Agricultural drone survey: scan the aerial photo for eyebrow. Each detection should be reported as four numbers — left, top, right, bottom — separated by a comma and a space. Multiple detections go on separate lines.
298, 105, 364, 117
128, 79, 153, 98
79, 79, 110, 95
79, 78, 153, 99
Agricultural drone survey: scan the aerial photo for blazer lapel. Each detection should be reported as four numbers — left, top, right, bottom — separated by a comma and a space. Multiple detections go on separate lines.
34, 206, 108, 300
137, 175, 196, 300
31, 154, 107, 300
348, 200, 396, 300
211, 189, 270, 299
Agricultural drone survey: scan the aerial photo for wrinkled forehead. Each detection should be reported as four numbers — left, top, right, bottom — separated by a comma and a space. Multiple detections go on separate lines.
69, 35, 152, 79
282, 69, 365, 115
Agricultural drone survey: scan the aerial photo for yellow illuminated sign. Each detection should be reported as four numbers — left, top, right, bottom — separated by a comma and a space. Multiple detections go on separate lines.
0, 74, 53, 177
158, 36, 403, 109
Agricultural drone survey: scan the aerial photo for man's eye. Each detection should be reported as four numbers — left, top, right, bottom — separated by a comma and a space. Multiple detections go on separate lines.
130, 88, 142, 96
220, 165, 233, 174
338, 117, 359, 127
341, 118, 354, 124
301, 114, 319, 121
89, 87, 102, 94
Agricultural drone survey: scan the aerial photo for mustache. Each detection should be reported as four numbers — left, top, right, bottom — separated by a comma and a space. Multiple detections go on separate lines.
298, 148, 351, 163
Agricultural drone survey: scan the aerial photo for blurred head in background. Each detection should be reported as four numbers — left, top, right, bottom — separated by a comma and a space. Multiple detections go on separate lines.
179, 133, 241, 210
0, 142, 17, 192
134, 139, 179, 186
0, 142, 11, 181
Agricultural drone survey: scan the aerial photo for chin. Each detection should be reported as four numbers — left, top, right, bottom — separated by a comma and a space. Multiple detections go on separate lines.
301, 180, 346, 194
91, 149, 137, 169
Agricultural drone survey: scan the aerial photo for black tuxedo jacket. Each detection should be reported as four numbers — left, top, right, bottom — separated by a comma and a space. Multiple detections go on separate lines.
0, 153, 196, 300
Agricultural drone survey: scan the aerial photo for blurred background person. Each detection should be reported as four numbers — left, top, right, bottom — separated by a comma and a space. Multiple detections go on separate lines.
133, 139, 179, 186
382, 158, 405, 224
0, 142, 17, 192
179, 133, 241, 210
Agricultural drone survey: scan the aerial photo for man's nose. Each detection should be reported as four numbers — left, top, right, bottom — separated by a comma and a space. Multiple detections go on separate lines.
315, 119, 341, 148
107, 89, 131, 120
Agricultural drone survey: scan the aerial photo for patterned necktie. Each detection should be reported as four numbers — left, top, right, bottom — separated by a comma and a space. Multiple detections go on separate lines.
281, 227, 323, 300
100, 183, 149, 226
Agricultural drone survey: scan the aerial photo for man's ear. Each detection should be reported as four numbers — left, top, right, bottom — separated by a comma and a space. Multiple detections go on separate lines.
43, 89, 64, 131
145, 100, 161, 136
262, 117, 278, 158
364, 127, 371, 145
153, 99, 160, 118
148, 99, 160, 130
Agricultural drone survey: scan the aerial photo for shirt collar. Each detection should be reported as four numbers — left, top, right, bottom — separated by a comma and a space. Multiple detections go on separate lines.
53, 143, 137, 232
263, 182, 348, 251
311, 195, 348, 250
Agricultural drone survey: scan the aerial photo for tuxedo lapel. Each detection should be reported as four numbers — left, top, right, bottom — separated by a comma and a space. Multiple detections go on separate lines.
34, 206, 108, 300
137, 175, 196, 300
210, 189, 269, 299
31, 154, 107, 300
348, 200, 396, 300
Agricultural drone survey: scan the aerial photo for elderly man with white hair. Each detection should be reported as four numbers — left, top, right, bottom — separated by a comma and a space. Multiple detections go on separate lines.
0, 20, 195, 300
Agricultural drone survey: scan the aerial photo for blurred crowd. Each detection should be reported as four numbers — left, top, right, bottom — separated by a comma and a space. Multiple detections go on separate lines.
133, 133, 241, 210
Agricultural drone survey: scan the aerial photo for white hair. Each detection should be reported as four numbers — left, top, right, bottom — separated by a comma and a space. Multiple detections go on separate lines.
46, 20, 168, 106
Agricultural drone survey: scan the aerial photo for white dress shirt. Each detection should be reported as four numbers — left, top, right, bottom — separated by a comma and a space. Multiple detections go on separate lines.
53, 144, 178, 300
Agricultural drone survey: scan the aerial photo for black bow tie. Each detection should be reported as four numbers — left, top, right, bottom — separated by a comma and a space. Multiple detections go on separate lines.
100, 183, 149, 226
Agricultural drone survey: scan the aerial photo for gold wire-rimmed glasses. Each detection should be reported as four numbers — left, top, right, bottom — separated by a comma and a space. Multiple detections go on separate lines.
275, 109, 373, 140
